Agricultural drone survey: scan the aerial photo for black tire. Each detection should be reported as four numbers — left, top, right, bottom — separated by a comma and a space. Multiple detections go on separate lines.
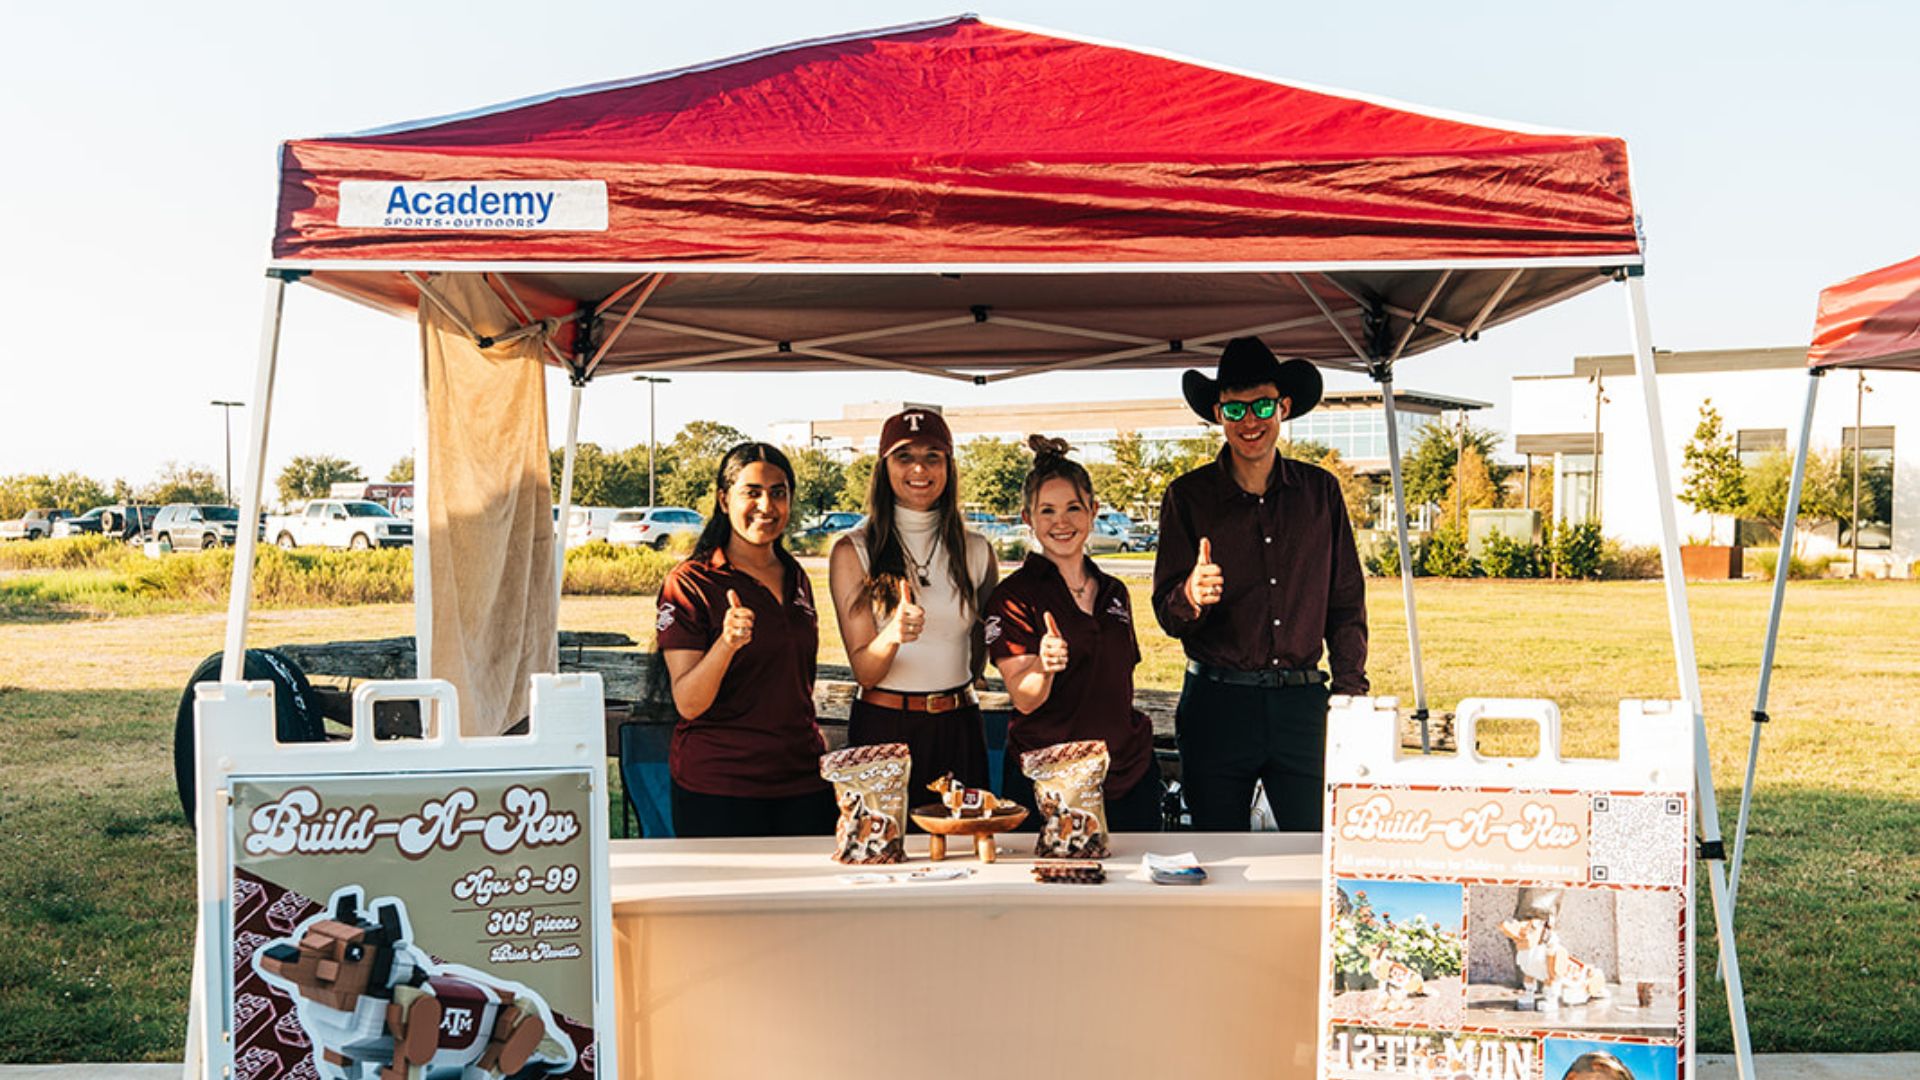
350, 533, 372, 551
158, 532, 174, 553
174, 648, 325, 829
100, 510, 121, 535
276, 531, 296, 549
653, 535, 672, 551
203, 533, 221, 550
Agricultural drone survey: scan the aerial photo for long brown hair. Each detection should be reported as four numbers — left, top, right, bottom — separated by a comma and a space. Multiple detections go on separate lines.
860, 444, 975, 617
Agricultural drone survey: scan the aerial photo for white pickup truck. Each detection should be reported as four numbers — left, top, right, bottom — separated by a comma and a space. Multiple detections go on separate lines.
267, 499, 413, 550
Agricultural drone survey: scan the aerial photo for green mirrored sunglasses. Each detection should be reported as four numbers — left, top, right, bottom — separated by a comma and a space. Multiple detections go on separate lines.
1218, 397, 1278, 422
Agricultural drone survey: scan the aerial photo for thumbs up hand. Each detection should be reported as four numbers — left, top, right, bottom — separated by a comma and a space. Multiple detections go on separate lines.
1039, 610, 1070, 674
1186, 536, 1224, 609
891, 578, 925, 645
720, 588, 755, 650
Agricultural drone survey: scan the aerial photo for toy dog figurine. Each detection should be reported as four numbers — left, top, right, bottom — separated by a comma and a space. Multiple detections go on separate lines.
255, 885, 576, 1079
1034, 791, 1106, 858
928, 773, 1009, 819
1500, 916, 1610, 1009
1361, 940, 1427, 1012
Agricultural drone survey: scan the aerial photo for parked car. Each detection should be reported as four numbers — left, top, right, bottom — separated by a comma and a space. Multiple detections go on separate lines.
54, 504, 161, 540
796, 511, 864, 540
607, 507, 704, 550
1124, 519, 1158, 552
566, 506, 625, 548
265, 500, 413, 550
1087, 510, 1132, 554
152, 504, 244, 551
0, 508, 73, 541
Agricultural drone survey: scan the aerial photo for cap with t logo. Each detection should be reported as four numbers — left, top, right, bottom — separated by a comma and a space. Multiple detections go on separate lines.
879, 408, 954, 457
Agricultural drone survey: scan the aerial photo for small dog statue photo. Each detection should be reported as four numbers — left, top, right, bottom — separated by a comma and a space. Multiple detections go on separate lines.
1499, 916, 1610, 1010
834, 788, 902, 863
928, 773, 1010, 818
1361, 940, 1427, 1012
254, 885, 577, 1079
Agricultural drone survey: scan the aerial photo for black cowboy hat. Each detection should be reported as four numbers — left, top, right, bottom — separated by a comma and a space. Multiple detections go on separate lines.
1181, 337, 1323, 423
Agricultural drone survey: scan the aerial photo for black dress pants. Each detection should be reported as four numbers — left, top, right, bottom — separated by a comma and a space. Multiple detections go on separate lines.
671, 782, 837, 839
1174, 674, 1330, 832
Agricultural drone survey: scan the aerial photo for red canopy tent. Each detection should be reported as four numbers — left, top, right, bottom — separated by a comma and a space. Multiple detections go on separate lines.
203, 15, 1753, 1075
1733, 253, 1920, 918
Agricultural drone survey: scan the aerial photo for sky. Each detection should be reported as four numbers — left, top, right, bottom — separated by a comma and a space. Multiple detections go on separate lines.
1338, 878, 1463, 928
3, 1, 1917, 492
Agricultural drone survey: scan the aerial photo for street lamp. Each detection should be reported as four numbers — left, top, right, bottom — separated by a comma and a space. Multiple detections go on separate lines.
633, 377, 672, 506
209, 400, 244, 505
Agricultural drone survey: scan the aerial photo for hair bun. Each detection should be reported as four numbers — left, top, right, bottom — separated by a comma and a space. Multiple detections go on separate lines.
1026, 433, 1073, 459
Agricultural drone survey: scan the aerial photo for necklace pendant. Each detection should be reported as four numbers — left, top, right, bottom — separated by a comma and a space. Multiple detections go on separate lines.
917, 569, 931, 588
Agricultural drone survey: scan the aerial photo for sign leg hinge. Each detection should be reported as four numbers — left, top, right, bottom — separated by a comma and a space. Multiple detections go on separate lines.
1750, 709, 1770, 724
1697, 838, 1727, 862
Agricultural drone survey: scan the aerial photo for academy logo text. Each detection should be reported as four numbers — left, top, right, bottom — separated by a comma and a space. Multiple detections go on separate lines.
338, 180, 609, 232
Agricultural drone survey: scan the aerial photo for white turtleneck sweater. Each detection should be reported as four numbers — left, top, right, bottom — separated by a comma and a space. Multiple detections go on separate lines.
846, 507, 993, 693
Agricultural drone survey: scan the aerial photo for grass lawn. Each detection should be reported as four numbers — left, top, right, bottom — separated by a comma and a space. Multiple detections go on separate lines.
0, 577, 1915, 1059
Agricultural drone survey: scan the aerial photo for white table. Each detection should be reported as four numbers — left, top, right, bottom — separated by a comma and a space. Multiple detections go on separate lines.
608, 832, 1323, 1080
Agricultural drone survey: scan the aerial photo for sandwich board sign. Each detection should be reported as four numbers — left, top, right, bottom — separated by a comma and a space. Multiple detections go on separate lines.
191, 676, 615, 1080
1317, 698, 1694, 1080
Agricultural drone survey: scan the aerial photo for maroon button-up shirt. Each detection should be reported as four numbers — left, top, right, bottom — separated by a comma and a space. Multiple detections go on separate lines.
1151, 449, 1369, 694
656, 547, 828, 798
985, 554, 1154, 797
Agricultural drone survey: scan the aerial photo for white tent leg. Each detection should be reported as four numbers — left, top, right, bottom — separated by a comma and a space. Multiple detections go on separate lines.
414, 314, 434, 680
1376, 371, 1430, 737
555, 383, 584, 615
189, 273, 289, 1079
1625, 274, 1754, 1078
1730, 367, 1822, 907
219, 277, 288, 679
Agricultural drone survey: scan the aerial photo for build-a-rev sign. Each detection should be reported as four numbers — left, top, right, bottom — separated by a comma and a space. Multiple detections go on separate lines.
1317, 699, 1693, 1080
227, 771, 601, 1079
339, 180, 608, 231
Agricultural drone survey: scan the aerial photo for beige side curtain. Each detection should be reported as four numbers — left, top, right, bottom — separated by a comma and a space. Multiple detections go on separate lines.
419, 273, 557, 735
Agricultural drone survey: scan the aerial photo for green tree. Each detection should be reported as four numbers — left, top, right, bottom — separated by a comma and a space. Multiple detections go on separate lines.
1434, 444, 1501, 532
1282, 440, 1375, 529
785, 446, 846, 521
146, 462, 228, 505
655, 421, 751, 510
1679, 399, 1746, 544
1105, 431, 1167, 519
277, 455, 365, 505
837, 454, 876, 512
957, 437, 1029, 515
1401, 421, 1512, 512
0, 472, 116, 518
386, 455, 414, 483
1741, 448, 1849, 555
549, 442, 646, 507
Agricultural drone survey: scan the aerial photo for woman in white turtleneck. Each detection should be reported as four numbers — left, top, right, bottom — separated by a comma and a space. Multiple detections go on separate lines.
829, 408, 998, 803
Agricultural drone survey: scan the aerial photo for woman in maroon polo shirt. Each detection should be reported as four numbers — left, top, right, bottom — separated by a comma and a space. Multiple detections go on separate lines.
985, 436, 1162, 832
651, 442, 834, 838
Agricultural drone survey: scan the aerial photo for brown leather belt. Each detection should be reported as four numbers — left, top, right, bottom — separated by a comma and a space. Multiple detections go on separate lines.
858, 686, 979, 714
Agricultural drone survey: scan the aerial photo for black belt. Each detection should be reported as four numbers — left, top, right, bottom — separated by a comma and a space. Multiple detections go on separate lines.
1186, 660, 1328, 689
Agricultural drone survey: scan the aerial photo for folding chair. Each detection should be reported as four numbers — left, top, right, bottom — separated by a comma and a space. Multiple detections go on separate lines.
618, 721, 675, 838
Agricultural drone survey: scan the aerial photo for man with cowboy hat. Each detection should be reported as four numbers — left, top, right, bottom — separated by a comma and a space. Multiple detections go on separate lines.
1151, 336, 1368, 832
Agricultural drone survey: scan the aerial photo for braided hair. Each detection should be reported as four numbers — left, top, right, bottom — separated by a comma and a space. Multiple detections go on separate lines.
1021, 434, 1095, 512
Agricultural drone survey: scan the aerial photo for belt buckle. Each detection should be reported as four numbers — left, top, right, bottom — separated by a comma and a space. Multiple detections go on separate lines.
926, 692, 957, 713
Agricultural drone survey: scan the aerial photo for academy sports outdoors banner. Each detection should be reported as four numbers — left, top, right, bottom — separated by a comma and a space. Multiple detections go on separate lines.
1318, 700, 1693, 1080
227, 771, 600, 1079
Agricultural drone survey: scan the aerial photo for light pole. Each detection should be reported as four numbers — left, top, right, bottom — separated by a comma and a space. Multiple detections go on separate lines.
1851, 372, 1873, 578
1588, 372, 1608, 524
634, 376, 671, 506
210, 400, 244, 505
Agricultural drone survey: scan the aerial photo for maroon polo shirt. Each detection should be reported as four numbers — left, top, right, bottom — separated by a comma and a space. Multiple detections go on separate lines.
1151, 449, 1369, 694
655, 547, 827, 798
986, 554, 1153, 797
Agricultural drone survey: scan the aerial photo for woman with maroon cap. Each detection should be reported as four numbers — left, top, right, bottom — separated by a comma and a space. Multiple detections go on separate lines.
650, 443, 834, 838
985, 436, 1162, 831
828, 407, 999, 804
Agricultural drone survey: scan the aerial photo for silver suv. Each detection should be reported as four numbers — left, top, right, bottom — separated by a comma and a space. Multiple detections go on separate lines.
152, 504, 242, 552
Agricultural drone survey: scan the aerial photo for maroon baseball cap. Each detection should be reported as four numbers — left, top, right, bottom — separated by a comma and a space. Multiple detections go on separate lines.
879, 408, 953, 457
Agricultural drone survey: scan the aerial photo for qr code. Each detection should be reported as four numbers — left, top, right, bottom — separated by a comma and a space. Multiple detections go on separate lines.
1589, 793, 1688, 887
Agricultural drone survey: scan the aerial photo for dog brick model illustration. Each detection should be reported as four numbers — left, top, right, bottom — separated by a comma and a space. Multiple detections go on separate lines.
254, 885, 577, 1080
1361, 940, 1427, 1011
928, 773, 1011, 818
1034, 791, 1107, 858
834, 789, 902, 863
1499, 916, 1610, 1009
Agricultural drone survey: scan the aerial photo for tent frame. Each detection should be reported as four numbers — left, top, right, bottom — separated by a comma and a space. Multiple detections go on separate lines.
193, 257, 1755, 1079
